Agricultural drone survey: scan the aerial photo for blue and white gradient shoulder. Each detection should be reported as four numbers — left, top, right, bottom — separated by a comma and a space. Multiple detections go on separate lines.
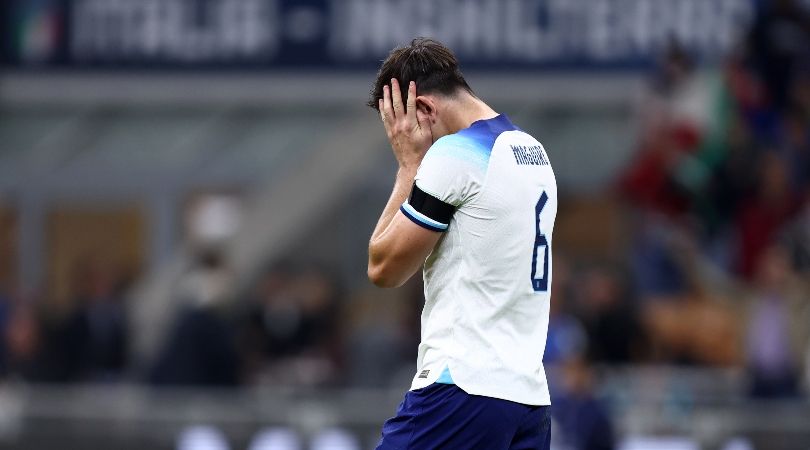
412, 114, 521, 212
423, 133, 492, 172
420, 114, 520, 172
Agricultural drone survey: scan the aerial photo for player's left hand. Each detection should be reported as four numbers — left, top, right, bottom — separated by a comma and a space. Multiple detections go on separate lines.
379, 78, 432, 171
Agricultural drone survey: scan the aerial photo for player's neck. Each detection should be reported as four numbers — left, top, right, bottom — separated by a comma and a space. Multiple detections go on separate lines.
445, 94, 499, 135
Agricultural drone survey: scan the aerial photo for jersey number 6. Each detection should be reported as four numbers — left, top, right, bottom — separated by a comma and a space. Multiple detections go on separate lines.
530, 191, 550, 292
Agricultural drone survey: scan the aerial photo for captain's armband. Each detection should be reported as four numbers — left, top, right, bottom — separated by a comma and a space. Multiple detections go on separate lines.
399, 184, 456, 232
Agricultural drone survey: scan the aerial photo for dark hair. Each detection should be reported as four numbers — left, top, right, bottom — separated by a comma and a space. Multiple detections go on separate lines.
367, 38, 473, 110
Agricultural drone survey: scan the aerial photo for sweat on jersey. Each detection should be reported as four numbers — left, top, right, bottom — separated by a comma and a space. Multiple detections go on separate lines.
399, 114, 557, 406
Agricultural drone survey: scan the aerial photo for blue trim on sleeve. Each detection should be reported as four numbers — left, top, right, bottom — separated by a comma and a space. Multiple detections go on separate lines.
400, 202, 448, 232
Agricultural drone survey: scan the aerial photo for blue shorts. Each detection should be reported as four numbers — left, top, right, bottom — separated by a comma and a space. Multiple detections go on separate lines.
376, 383, 551, 450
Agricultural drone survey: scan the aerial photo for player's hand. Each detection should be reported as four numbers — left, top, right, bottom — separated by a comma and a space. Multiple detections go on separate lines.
379, 78, 432, 171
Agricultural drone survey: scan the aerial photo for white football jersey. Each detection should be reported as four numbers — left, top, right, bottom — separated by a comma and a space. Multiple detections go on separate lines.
399, 114, 557, 406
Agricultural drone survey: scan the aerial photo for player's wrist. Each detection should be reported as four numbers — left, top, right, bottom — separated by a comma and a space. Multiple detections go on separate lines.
396, 166, 418, 182
395, 151, 426, 172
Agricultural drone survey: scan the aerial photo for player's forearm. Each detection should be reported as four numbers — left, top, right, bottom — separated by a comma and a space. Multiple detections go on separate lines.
368, 167, 417, 286
370, 167, 416, 243
369, 78, 432, 287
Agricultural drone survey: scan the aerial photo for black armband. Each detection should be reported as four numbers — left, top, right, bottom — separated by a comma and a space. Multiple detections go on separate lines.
399, 184, 456, 232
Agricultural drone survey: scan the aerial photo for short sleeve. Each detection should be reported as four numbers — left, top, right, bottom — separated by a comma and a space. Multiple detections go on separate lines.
415, 134, 488, 206
399, 135, 489, 232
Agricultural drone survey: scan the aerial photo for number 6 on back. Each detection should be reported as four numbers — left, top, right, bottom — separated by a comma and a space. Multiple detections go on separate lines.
531, 191, 550, 292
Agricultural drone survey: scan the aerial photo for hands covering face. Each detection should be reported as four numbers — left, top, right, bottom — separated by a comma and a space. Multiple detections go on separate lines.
379, 78, 433, 170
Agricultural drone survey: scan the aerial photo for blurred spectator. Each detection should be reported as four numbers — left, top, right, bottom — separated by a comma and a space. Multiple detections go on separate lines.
33, 300, 90, 382
780, 106, 810, 190
150, 305, 239, 386
546, 258, 615, 449
343, 283, 418, 388
71, 261, 129, 381
705, 113, 760, 240
744, 244, 810, 398
240, 262, 343, 386
552, 353, 615, 450
629, 215, 689, 298
578, 266, 643, 364
780, 191, 810, 272
747, 0, 810, 111
643, 40, 713, 140
734, 152, 799, 278
621, 41, 710, 217
805, 337, 810, 395
545, 254, 587, 367
0, 287, 12, 376
149, 249, 240, 386
3, 296, 42, 380
0, 261, 133, 383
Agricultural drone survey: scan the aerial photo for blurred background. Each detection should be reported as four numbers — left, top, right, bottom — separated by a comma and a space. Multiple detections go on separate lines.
0, 0, 809, 449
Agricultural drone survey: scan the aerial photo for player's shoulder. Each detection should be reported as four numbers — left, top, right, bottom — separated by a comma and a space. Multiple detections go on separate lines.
422, 133, 488, 173
425, 114, 522, 169
429, 132, 486, 156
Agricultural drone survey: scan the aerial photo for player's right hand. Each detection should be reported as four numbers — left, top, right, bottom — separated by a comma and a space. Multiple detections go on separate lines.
379, 78, 433, 171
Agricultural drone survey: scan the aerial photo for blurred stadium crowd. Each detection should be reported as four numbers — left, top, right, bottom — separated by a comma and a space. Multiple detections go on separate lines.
615, 4, 810, 397
2, 0, 808, 389
0, 0, 809, 448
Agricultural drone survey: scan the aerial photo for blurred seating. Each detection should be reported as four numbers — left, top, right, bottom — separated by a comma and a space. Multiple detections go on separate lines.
248, 427, 302, 450
720, 437, 755, 450
176, 425, 231, 450
310, 427, 360, 450
618, 437, 699, 450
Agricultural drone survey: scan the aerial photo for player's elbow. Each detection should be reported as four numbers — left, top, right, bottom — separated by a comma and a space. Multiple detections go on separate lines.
367, 261, 405, 288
